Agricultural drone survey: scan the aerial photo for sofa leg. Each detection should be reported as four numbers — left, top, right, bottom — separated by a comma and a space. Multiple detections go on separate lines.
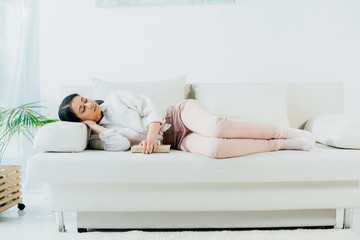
56, 211, 67, 232
335, 208, 345, 229
78, 228, 88, 233
344, 209, 353, 229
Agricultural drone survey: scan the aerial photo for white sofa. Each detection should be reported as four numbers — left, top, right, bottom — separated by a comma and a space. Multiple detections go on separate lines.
27, 78, 360, 232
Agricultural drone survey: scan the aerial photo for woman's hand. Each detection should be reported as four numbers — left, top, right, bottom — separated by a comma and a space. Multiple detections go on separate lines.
82, 120, 98, 128
141, 122, 161, 154
140, 138, 158, 154
82, 120, 107, 135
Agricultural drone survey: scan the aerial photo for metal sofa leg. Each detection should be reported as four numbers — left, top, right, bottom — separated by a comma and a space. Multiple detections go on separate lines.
335, 208, 345, 229
56, 211, 67, 232
344, 209, 353, 229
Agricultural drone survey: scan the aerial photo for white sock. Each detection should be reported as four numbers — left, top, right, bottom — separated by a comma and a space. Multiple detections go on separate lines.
282, 137, 314, 151
282, 128, 314, 140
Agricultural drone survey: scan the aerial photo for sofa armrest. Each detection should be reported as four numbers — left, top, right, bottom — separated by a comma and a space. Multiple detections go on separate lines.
33, 122, 90, 152
304, 115, 360, 149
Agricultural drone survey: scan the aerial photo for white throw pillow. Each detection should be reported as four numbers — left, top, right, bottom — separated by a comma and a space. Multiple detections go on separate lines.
193, 83, 290, 128
92, 75, 186, 107
304, 114, 360, 149
33, 122, 89, 152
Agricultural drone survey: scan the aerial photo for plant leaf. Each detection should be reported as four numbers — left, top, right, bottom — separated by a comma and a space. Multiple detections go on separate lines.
0, 101, 58, 163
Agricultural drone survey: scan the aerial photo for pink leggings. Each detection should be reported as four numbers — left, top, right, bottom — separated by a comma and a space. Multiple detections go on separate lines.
176, 99, 288, 159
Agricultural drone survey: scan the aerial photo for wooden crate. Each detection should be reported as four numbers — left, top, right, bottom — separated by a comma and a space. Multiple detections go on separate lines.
0, 165, 23, 213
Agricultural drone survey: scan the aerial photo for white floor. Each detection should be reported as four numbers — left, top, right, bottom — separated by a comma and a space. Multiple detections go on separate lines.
0, 192, 77, 240
1, 192, 360, 240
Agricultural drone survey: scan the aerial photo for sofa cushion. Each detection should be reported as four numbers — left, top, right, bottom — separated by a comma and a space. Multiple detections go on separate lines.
193, 83, 290, 128
286, 82, 343, 129
92, 75, 186, 107
27, 143, 360, 184
305, 114, 360, 149
33, 122, 89, 152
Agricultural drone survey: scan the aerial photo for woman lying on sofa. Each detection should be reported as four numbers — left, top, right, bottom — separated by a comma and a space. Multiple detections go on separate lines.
58, 89, 315, 159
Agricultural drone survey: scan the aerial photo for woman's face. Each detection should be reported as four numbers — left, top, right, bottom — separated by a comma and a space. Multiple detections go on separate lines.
70, 96, 102, 122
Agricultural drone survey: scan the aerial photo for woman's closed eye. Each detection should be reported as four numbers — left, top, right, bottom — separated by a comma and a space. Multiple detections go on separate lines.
80, 98, 87, 113
83, 99, 87, 113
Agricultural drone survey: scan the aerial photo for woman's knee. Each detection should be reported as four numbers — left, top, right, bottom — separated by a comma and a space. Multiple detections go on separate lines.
203, 138, 228, 159
179, 133, 228, 159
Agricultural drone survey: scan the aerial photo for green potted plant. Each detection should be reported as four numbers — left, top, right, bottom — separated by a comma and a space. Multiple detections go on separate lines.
0, 102, 57, 212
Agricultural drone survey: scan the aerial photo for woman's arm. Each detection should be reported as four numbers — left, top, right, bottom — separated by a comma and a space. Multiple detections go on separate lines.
140, 122, 161, 154
105, 90, 166, 154
83, 120, 130, 151
111, 90, 166, 128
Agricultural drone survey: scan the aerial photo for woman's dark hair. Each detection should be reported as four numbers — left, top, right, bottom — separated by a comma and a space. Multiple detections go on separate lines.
95, 100, 104, 105
58, 93, 105, 122
58, 93, 81, 122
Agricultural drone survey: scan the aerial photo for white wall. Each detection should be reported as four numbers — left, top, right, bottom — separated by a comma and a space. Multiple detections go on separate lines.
38, 0, 360, 118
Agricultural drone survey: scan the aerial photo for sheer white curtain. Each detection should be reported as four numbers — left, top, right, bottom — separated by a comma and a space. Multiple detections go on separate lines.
0, 0, 40, 191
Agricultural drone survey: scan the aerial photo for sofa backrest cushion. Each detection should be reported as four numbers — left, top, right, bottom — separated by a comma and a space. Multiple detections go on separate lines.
192, 83, 290, 128
60, 76, 186, 109
92, 75, 186, 107
287, 82, 343, 129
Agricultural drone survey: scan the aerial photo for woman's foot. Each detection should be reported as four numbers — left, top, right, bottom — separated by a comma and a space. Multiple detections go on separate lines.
282, 137, 315, 151
281, 128, 316, 143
